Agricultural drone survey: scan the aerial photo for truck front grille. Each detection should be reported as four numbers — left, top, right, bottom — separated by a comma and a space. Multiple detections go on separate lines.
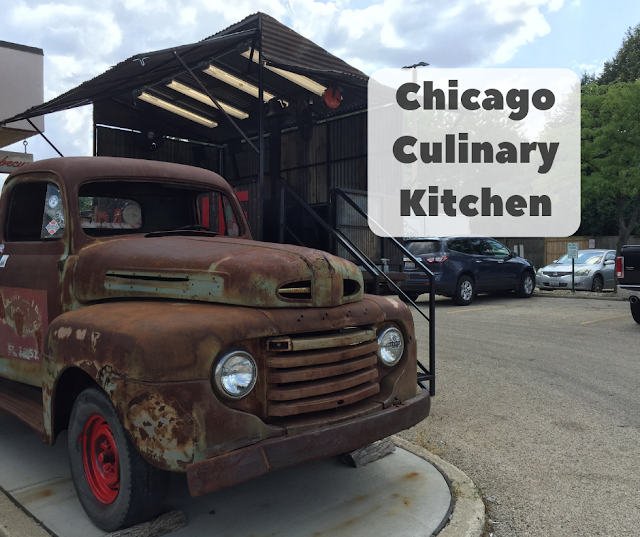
265, 328, 380, 417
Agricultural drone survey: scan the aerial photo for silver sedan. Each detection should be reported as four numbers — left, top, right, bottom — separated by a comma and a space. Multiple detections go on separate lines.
536, 249, 617, 292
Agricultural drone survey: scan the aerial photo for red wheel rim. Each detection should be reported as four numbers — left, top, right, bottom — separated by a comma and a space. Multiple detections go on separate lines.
81, 414, 120, 504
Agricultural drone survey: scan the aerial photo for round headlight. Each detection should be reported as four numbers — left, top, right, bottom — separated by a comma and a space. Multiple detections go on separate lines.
213, 350, 257, 399
377, 326, 404, 367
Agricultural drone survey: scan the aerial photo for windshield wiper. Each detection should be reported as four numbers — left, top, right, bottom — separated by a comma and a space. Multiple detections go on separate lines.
145, 229, 219, 238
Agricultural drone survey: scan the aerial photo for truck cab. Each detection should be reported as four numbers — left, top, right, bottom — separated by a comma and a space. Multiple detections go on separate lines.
0, 157, 430, 531
616, 244, 640, 323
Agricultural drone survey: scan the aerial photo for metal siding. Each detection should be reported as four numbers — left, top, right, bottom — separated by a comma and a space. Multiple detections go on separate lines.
96, 126, 221, 170
335, 192, 379, 261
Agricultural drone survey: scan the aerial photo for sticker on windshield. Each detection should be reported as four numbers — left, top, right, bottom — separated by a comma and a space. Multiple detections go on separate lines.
46, 220, 60, 235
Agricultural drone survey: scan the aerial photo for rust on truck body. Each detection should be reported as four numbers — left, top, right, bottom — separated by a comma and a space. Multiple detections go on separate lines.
0, 157, 429, 496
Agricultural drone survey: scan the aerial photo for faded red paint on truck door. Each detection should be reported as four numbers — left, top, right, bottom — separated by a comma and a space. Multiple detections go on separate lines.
0, 176, 68, 386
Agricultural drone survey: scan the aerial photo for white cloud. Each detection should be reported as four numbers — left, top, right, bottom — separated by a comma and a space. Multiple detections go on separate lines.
1, 0, 565, 161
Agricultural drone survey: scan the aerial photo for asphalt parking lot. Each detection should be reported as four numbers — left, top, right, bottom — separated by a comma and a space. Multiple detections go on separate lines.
401, 291, 639, 537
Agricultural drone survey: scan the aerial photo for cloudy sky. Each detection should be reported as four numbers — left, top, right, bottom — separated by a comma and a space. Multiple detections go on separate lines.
1, 0, 639, 170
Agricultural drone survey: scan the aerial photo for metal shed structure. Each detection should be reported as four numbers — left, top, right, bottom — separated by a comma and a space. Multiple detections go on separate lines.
1, 14, 369, 242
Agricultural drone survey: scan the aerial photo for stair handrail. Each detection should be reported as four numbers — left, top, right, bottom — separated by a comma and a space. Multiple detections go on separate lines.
280, 180, 435, 393
332, 187, 435, 393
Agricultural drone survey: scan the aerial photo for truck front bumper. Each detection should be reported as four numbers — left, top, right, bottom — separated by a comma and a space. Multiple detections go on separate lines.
617, 285, 640, 301
186, 389, 431, 497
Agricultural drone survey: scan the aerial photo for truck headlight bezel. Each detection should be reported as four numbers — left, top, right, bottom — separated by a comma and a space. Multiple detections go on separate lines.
213, 349, 257, 400
377, 326, 405, 367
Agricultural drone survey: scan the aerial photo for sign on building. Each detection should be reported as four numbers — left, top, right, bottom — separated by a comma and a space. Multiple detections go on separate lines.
0, 150, 33, 173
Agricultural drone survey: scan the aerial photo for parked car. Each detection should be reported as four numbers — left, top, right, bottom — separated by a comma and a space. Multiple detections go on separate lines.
400, 237, 536, 306
536, 249, 616, 292
616, 245, 640, 323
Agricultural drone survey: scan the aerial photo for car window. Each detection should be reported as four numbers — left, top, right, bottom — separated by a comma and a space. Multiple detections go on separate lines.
197, 192, 241, 237
447, 238, 470, 255
6, 180, 66, 241
485, 239, 510, 258
77, 181, 241, 237
556, 252, 603, 265
468, 238, 486, 255
605, 251, 616, 262
405, 240, 441, 256
79, 197, 142, 231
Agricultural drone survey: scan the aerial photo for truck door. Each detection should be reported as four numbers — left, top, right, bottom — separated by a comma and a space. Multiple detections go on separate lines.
0, 176, 68, 387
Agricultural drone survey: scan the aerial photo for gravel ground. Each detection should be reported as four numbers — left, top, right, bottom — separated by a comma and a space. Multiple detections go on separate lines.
397, 293, 640, 537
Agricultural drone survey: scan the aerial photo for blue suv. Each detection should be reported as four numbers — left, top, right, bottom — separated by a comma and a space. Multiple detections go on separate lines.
401, 237, 536, 306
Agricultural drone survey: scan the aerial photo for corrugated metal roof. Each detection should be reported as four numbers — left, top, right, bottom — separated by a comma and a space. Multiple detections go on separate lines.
0, 12, 368, 142
0, 29, 256, 125
208, 13, 367, 87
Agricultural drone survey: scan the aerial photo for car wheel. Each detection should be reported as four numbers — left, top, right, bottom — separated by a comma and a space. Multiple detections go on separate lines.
631, 302, 640, 324
68, 386, 169, 532
453, 275, 474, 306
400, 292, 420, 302
517, 272, 535, 298
591, 275, 604, 293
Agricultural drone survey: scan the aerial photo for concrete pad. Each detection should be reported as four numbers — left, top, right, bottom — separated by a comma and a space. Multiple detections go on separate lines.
0, 411, 451, 537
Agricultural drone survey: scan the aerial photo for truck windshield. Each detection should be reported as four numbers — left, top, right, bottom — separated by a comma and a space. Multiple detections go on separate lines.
78, 181, 241, 237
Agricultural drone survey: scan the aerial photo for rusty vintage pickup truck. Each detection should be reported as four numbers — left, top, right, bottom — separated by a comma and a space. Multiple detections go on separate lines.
0, 157, 430, 531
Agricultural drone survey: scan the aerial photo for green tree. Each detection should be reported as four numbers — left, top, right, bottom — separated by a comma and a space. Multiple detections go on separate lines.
598, 23, 640, 84
581, 81, 640, 251
581, 71, 597, 86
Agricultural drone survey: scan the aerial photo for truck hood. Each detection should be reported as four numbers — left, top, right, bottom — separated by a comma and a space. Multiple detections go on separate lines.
73, 235, 364, 308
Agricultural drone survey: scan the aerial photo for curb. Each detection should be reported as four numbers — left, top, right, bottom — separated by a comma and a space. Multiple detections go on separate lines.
533, 291, 622, 302
0, 486, 52, 537
392, 436, 485, 537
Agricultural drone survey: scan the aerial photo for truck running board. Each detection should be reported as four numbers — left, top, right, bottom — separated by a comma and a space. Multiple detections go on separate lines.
0, 378, 45, 437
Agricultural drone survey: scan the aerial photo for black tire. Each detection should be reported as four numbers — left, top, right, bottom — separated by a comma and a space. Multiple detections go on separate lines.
631, 302, 640, 324
517, 272, 535, 298
68, 386, 169, 532
453, 275, 474, 306
400, 292, 420, 302
591, 275, 604, 293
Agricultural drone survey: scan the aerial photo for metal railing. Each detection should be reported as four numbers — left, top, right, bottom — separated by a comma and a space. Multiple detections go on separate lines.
279, 179, 436, 394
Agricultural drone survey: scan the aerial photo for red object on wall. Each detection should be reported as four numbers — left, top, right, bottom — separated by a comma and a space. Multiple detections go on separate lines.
236, 190, 249, 219
202, 197, 210, 229
322, 88, 341, 109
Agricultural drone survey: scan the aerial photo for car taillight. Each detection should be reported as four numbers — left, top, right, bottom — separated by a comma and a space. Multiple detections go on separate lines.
425, 255, 449, 263
616, 256, 624, 278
